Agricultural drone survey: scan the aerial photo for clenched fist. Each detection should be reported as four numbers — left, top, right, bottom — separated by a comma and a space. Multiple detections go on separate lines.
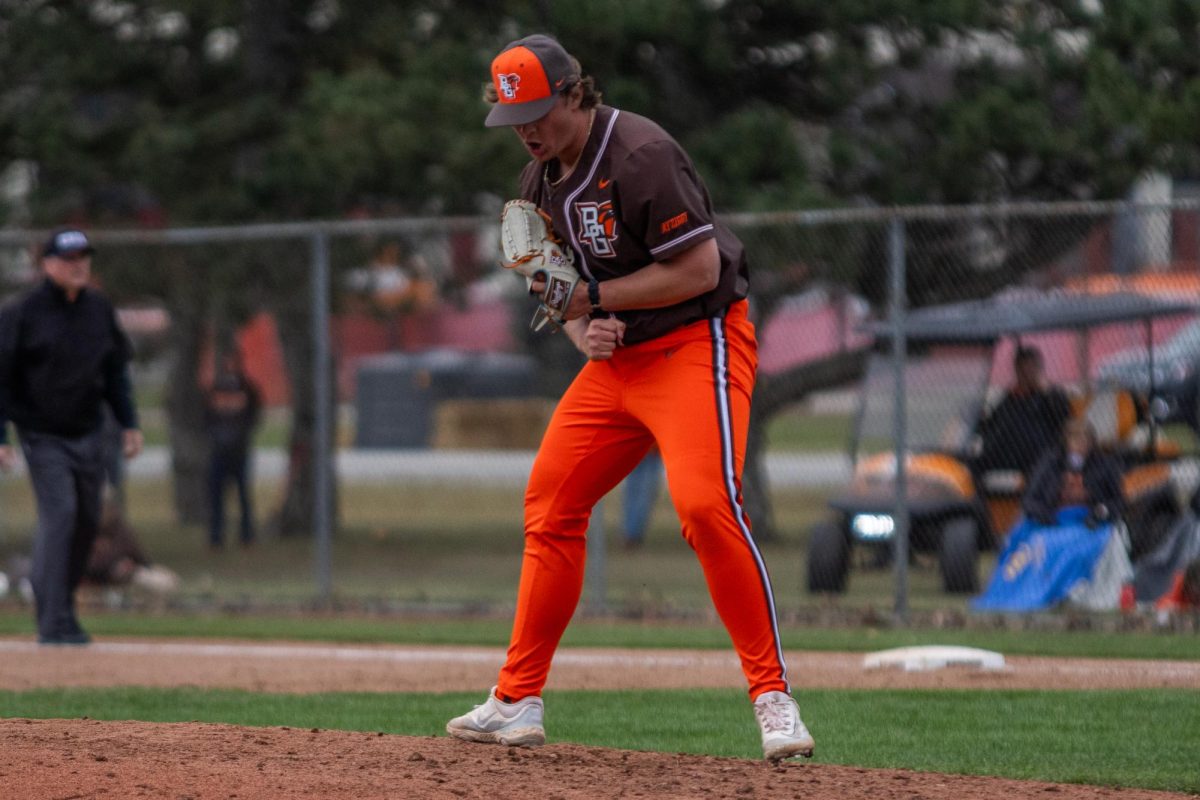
582, 318, 626, 361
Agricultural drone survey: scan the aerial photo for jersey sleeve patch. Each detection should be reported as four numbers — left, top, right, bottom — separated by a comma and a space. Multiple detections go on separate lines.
616, 139, 715, 261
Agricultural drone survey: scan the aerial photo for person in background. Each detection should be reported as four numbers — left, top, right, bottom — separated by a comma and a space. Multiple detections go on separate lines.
345, 240, 440, 350
85, 494, 179, 597
0, 229, 143, 645
1022, 418, 1125, 529
977, 345, 1072, 477
204, 349, 261, 550
621, 447, 663, 549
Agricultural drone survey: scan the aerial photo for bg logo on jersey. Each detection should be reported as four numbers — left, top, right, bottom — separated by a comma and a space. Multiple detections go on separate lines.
576, 201, 618, 258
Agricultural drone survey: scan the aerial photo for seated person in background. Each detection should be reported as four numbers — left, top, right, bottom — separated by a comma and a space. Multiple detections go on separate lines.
1022, 418, 1125, 529
84, 497, 180, 596
347, 240, 438, 315
976, 345, 1072, 476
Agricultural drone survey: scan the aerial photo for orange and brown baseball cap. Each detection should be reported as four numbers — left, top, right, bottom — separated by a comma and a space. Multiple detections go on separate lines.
486, 34, 577, 128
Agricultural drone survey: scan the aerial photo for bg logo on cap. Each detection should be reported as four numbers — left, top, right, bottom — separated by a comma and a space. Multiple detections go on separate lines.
43, 228, 95, 258
485, 35, 576, 128
498, 73, 521, 100
55, 231, 90, 251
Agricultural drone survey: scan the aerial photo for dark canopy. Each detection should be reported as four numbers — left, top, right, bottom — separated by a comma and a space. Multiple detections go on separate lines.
867, 290, 1197, 344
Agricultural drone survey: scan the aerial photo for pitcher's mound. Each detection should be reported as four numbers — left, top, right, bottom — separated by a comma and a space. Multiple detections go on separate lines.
0, 718, 1191, 800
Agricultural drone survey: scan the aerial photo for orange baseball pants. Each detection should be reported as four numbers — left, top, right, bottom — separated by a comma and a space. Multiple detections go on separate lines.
496, 300, 790, 701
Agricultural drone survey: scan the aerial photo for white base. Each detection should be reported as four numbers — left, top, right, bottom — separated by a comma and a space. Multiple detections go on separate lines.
863, 645, 1005, 672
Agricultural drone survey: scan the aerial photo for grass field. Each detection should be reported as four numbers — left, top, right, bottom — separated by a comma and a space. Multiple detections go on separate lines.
1, 686, 1196, 793
133, 403, 857, 452
3, 400, 1192, 616
1, 608, 1197, 660
766, 409, 856, 451
1, 475, 992, 614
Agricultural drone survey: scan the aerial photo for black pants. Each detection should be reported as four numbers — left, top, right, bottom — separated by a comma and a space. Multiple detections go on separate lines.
19, 428, 105, 639
208, 449, 254, 546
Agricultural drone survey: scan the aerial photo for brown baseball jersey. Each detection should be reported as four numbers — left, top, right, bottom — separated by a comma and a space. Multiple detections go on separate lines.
518, 105, 750, 345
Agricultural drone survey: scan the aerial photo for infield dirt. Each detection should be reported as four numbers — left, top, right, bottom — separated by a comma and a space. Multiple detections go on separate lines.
1, 638, 1197, 799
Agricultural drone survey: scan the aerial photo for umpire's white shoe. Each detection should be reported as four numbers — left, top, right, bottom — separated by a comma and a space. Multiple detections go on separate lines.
446, 687, 545, 747
753, 690, 815, 761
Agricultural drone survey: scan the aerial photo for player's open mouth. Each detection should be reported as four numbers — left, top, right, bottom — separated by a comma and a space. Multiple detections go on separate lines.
524, 140, 544, 158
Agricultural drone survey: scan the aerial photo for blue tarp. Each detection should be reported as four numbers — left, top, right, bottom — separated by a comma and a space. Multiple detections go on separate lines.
971, 506, 1112, 612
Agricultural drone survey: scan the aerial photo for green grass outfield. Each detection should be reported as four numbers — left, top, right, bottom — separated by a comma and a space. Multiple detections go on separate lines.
1, 687, 1197, 793
1, 609, 1199, 659
0, 476, 988, 612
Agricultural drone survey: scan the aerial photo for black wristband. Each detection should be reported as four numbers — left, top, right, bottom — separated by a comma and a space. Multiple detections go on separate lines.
587, 278, 603, 312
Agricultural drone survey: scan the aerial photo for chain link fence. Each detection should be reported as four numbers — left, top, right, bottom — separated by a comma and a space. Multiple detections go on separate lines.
1, 200, 1198, 622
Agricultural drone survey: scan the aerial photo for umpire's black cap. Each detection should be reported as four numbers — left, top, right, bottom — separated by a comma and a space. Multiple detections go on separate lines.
42, 228, 95, 258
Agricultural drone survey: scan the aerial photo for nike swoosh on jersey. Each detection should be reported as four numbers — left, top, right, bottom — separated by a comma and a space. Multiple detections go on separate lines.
598, 178, 611, 189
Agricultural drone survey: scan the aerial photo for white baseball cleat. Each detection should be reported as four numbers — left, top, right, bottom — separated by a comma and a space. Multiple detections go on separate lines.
446, 686, 546, 747
753, 690, 815, 762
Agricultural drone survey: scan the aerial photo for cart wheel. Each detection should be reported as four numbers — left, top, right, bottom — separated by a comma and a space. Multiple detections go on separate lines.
807, 521, 849, 594
939, 517, 979, 594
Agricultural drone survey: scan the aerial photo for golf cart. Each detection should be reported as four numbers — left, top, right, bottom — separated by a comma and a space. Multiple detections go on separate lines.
807, 289, 1196, 595
1097, 316, 1200, 432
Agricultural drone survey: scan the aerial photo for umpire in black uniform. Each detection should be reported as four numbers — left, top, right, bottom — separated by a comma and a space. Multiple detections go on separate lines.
0, 229, 143, 645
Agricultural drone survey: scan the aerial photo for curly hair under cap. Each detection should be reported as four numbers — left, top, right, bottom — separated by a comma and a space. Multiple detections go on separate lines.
483, 55, 602, 110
